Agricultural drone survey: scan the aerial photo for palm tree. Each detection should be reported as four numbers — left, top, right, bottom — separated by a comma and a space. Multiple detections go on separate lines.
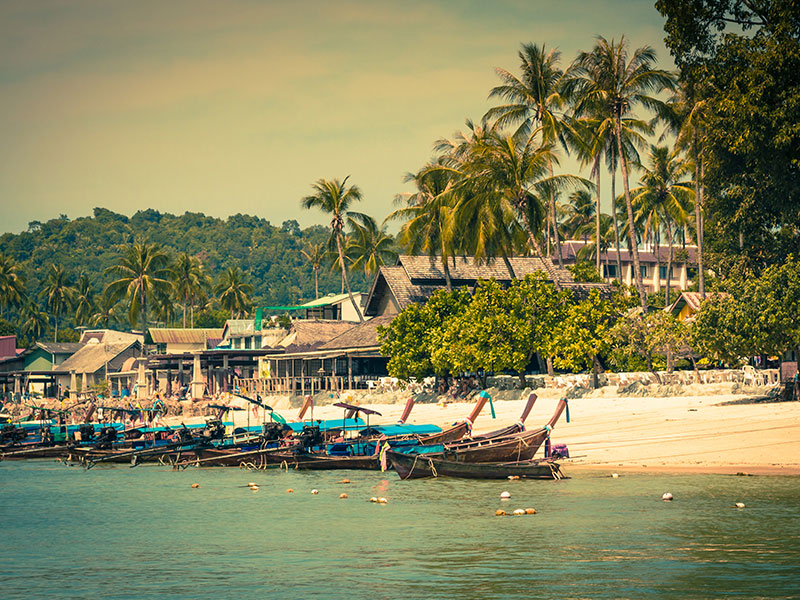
485, 43, 576, 267
73, 274, 95, 328
104, 241, 172, 336
630, 146, 694, 305
568, 36, 675, 309
562, 189, 596, 243
171, 253, 209, 327
576, 213, 616, 277
40, 265, 76, 343
214, 267, 253, 319
300, 242, 326, 299
90, 291, 121, 329
300, 177, 365, 321
20, 301, 49, 341
346, 214, 397, 278
654, 78, 709, 297
389, 160, 459, 290
0, 253, 26, 317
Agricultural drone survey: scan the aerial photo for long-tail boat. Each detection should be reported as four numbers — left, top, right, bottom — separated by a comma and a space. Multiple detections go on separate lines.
386, 452, 564, 480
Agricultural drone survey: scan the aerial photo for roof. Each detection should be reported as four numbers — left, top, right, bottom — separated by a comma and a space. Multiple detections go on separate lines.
35, 342, 84, 355
364, 255, 610, 316
318, 315, 394, 351
299, 292, 361, 308
78, 330, 144, 345
149, 328, 224, 345
279, 320, 358, 353
666, 291, 729, 316
221, 320, 255, 338
561, 240, 699, 265
54, 340, 141, 374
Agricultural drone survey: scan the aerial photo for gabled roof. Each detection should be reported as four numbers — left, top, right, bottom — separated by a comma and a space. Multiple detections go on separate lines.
279, 320, 357, 353
54, 340, 141, 374
318, 315, 393, 351
561, 240, 699, 265
221, 319, 255, 338
149, 328, 224, 345
666, 291, 729, 316
364, 254, 610, 316
35, 342, 84, 355
299, 293, 361, 308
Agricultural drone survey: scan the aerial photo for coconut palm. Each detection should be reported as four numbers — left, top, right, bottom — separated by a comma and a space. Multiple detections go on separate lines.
485, 43, 576, 266
300, 242, 326, 299
568, 36, 675, 309
346, 214, 397, 278
577, 213, 616, 277
630, 146, 694, 305
20, 301, 49, 341
562, 189, 596, 243
389, 160, 459, 290
39, 265, 76, 343
214, 267, 253, 319
73, 274, 95, 328
0, 253, 26, 317
104, 241, 172, 335
300, 177, 365, 321
90, 291, 122, 329
171, 253, 210, 327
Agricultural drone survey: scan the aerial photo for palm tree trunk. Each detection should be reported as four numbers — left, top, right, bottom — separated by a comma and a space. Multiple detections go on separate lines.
594, 157, 601, 274
502, 252, 517, 280
610, 155, 623, 280
54, 310, 59, 343
183, 299, 187, 329
666, 222, 674, 307
314, 268, 319, 299
441, 258, 453, 291
548, 161, 564, 268
616, 118, 647, 310
694, 134, 706, 298
336, 231, 364, 322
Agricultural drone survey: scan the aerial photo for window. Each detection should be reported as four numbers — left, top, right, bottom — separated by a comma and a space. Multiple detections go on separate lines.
659, 266, 673, 279
640, 265, 648, 278
244, 337, 252, 350
603, 264, 617, 278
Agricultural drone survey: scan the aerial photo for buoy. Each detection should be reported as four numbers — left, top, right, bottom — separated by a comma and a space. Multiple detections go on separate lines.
507, 475, 520, 480
250, 485, 259, 492
513, 509, 526, 516
247, 482, 257, 487
500, 491, 511, 499
370, 496, 378, 503
339, 493, 348, 499
287, 488, 294, 494
338, 478, 351, 484
735, 502, 746, 508
495, 509, 506, 516
191, 483, 200, 488
662, 492, 674, 501
525, 508, 536, 515
311, 489, 319, 495
612, 473, 619, 478
378, 497, 388, 504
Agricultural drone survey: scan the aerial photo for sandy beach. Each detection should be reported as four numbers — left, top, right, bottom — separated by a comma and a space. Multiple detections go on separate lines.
240, 383, 800, 476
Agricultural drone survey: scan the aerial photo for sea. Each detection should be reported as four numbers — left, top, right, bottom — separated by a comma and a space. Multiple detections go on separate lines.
1, 461, 798, 600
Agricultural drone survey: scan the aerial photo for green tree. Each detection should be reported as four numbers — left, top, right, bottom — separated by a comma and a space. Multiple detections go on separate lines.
552, 289, 618, 387
562, 189, 596, 243
73, 274, 95, 328
39, 265, 76, 343
301, 177, 365, 321
20, 301, 49, 342
569, 37, 675, 309
346, 214, 397, 278
300, 242, 326, 300
104, 241, 172, 336
215, 267, 254, 319
0, 253, 26, 317
171, 252, 210, 327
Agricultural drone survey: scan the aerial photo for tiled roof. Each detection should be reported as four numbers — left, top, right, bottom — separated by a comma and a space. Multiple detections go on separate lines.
279, 320, 357, 353
149, 328, 224, 345
35, 342, 84, 355
561, 240, 698, 264
54, 340, 141, 374
318, 315, 394, 351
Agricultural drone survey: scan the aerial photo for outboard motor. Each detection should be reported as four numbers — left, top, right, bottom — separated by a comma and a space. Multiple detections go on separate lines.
261, 422, 285, 442
0, 424, 26, 446
93, 426, 118, 450
174, 425, 194, 444
78, 424, 95, 442
198, 420, 225, 442
298, 425, 322, 449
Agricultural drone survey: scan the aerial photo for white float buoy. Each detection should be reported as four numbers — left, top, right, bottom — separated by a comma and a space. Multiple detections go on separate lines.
311, 489, 319, 495
370, 496, 378, 503
735, 502, 746, 508
513, 509, 526, 516
500, 491, 511, 499
662, 492, 674, 501
339, 493, 348, 499
378, 497, 388, 504
612, 473, 619, 478
247, 482, 257, 487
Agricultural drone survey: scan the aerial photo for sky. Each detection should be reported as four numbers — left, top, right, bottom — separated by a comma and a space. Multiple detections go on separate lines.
0, 0, 673, 234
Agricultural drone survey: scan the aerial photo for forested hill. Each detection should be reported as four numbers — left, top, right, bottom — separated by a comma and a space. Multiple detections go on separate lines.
0, 207, 370, 308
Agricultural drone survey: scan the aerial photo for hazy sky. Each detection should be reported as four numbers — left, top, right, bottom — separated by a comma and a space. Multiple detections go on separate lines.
0, 0, 672, 234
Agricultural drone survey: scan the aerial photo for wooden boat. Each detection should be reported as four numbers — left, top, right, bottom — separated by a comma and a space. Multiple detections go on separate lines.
386, 451, 564, 480
413, 391, 492, 445
280, 452, 378, 471
406, 398, 568, 464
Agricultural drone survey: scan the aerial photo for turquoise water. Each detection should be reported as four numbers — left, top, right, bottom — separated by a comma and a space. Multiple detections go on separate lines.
1, 461, 798, 599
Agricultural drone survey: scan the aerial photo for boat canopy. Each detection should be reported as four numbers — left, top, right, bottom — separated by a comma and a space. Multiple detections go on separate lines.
283, 418, 365, 433
359, 424, 442, 437
332, 402, 381, 416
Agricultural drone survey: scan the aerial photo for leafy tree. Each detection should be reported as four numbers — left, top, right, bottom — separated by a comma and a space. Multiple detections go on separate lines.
551, 289, 618, 387
0, 253, 26, 317
300, 242, 326, 299
20, 301, 49, 342
301, 177, 365, 322
171, 253, 210, 327
73, 274, 95, 328
346, 214, 397, 278
39, 265, 76, 342
567, 261, 603, 283
104, 241, 172, 336
214, 267, 254, 319
377, 288, 471, 381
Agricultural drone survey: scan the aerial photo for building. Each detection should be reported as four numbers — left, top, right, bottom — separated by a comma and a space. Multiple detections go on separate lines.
560, 240, 699, 293
297, 292, 364, 321
23, 342, 83, 372
363, 254, 608, 317
149, 328, 223, 354
53, 338, 142, 399
666, 291, 728, 322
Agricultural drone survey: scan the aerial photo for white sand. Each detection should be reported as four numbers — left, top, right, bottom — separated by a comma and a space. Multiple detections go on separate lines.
252, 383, 800, 476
